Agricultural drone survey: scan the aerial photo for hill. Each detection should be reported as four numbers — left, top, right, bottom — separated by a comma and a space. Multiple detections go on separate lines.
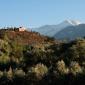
0, 28, 48, 45
0, 27, 85, 85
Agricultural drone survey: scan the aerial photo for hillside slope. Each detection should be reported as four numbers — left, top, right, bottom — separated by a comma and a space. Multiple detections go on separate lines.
0, 30, 47, 45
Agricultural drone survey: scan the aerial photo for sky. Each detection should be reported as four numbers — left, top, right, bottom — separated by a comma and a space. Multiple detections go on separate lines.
0, 0, 85, 28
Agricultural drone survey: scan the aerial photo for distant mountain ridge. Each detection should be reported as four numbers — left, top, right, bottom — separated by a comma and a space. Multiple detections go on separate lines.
54, 24, 85, 40
32, 20, 82, 39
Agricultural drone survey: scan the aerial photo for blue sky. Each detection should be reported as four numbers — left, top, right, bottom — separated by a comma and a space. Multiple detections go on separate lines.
0, 0, 85, 28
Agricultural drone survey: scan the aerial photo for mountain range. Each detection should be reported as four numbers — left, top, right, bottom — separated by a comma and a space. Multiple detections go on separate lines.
32, 20, 85, 40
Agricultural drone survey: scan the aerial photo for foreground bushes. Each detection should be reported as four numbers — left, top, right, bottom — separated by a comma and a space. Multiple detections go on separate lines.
0, 61, 84, 85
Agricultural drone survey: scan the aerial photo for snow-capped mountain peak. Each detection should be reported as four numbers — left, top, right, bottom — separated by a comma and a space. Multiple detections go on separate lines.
63, 20, 81, 26
56, 20, 81, 29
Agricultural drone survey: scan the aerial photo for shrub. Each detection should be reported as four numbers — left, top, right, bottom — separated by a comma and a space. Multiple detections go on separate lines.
70, 61, 83, 75
28, 63, 48, 79
14, 68, 25, 77
0, 55, 10, 64
7, 67, 13, 79
0, 71, 3, 78
56, 60, 69, 75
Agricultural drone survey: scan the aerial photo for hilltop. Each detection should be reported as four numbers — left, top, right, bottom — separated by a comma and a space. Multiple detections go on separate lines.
0, 27, 50, 45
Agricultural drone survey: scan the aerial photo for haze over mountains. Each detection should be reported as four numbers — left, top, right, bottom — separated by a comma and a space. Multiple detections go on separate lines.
32, 20, 85, 40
